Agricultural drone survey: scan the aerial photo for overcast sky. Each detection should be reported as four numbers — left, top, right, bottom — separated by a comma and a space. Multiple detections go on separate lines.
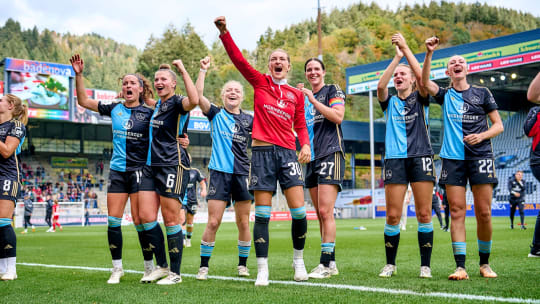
1, 0, 539, 51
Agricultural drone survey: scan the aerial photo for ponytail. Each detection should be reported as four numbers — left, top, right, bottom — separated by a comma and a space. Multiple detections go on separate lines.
5, 94, 28, 125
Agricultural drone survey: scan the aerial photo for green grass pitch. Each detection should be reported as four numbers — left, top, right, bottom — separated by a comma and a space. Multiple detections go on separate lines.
2, 217, 539, 303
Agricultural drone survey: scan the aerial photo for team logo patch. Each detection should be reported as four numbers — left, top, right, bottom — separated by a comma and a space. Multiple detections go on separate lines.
241, 119, 250, 127
0, 128, 7, 136
441, 169, 448, 180
208, 186, 216, 196
276, 99, 287, 109
286, 92, 295, 100
160, 102, 168, 112
458, 103, 469, 114
136, 113, 146, 121
470, 95, 481, 104
250, 175, 258, 186
231, 124, 240, 133
407, 95, 417, 104
385, 169, 392, 180
122, 119, 134, 130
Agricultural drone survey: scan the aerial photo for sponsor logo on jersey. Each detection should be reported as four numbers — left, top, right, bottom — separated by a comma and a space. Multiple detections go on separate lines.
122, 119, 134, 130
398, 106, 410, 116
276, 99, 287, 109
13, 127, 23, 137
458, 103, 470, 114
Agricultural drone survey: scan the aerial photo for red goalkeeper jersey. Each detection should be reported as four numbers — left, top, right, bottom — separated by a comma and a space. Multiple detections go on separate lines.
220, 32, 309, 150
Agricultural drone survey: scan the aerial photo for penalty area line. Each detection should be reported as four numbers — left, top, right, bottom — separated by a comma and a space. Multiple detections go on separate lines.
17, 262, 540, 304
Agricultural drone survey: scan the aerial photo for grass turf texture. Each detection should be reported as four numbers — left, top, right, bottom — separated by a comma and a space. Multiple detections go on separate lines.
2, 217, 539, 303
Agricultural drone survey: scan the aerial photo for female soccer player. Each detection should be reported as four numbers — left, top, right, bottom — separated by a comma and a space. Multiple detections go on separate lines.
193, 56, 253, 280
215, 16, 311, 286
52, 199, 62, 232
70, 54, 155, 284
138, 60, 198, 285
297, 58, 345, 279
525, 72, 540, 258
0, 94, 28, 280
422, 37, 503, 279
377, 33, 435, 279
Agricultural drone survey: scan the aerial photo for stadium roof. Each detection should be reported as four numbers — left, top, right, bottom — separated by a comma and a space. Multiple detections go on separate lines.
346, 29, 540, 111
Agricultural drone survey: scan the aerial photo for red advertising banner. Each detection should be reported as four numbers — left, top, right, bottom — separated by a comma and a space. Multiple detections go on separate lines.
269, 211, 318, 221
469, 50, 540, 73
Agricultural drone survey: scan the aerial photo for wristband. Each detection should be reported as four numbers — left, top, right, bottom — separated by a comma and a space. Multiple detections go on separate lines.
200, 69, 207, 73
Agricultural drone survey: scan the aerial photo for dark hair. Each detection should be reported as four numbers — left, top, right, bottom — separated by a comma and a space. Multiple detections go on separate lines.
304, 58, 325, 72
157, 64, 177, 81
119, 74, 154, 103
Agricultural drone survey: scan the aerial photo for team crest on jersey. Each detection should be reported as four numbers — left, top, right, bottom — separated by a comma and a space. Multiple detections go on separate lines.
317, 94, 326, 103
286, 92, 295, 101
470, 95, 481, 105
441, 169, 448, 180
241, 119, 250, 127
136, 113, 147, 121
385, 169, 392, 179
276, 99, 287, 109
122, 119, 134, 130
407, 95, 417, 104
458, 103, 469, 114
208, 186, 216, 196
160, 102, 168, 112
0, 128, 7, 136
231, 124, 240, 133
310, 106, 316, 116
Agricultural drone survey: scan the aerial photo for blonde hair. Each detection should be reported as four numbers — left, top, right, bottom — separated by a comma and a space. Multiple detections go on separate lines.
220, 80, 245, 102
5, 94, 28, 125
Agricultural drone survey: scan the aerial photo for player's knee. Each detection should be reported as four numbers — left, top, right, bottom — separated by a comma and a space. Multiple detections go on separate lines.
318, 207, 333, 223
386, 214, 400, 225
416, 210, 431, 223
207, 217, 222, 232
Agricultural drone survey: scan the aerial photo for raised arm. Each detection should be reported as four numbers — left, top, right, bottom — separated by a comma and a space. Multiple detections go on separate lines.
392, 33, 427, 97
421, 37, 441, 96
528, 72, 540, 103
377, 46, 403, 102
172, 59, 199, 112
215, 16, 264, 87
195, 56, 212, 114
70, 54, 99, 112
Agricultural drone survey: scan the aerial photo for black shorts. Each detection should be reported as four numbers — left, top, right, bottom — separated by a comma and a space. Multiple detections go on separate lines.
207, 170, 252, 207
183, 201, 198, 215
0, 179, 21, 203
383, 156, 436, 185
305, 152, 345, 191
140, 165, 189, 199
249, 146, 304, 193
439, 158, 498, 187
107, 169, 142, 194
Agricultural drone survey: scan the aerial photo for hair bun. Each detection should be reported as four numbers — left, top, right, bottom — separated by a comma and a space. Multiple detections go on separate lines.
159, 64, 171, 70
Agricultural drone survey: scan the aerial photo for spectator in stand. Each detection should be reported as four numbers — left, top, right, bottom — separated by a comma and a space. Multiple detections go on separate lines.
59, 169, 64, 182
99, 178, 104, 191
100, 161, 104, 175
96, 161, 100, 175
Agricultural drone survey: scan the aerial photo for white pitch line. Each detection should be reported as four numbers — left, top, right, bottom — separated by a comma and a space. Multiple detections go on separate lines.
17, 262, 540, 304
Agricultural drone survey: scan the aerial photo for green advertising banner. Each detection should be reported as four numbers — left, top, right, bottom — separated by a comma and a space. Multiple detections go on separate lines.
348, 39, 540, 85
51, 157, 88, 169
